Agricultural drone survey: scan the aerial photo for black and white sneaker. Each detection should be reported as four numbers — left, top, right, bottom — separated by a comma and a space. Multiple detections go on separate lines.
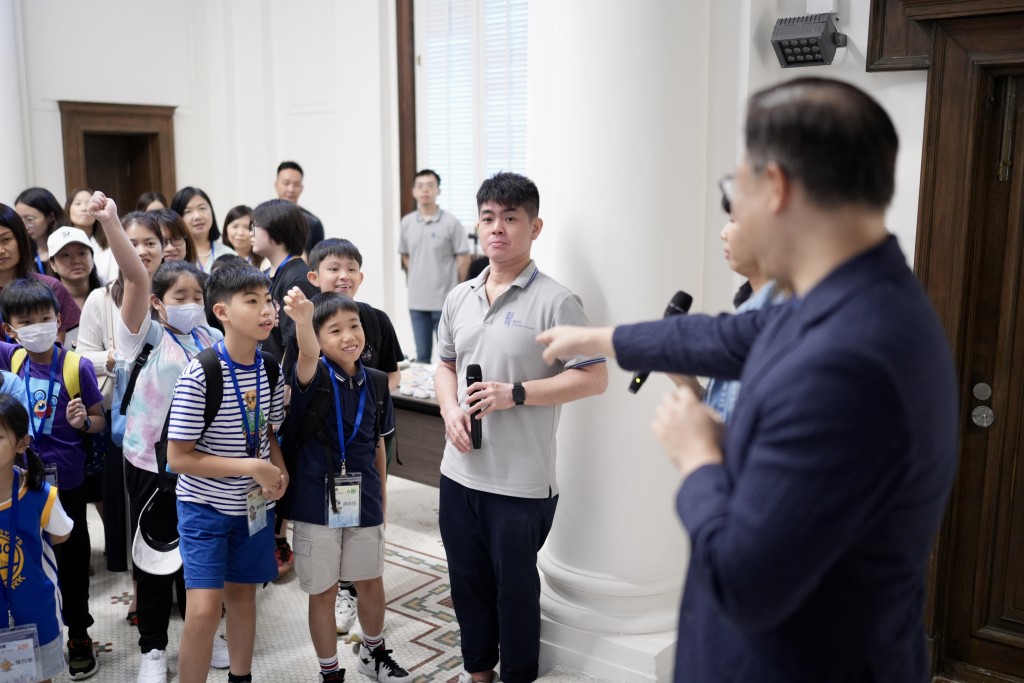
356, 642, 410, 681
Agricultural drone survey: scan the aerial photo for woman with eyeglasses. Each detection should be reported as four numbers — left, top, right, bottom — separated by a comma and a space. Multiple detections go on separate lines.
14, 187, 67, 277
153, 209, 198, 264
0, 204, 81, 344
222, 204, 263, 270
76, 210, 167, 619
169, 187, 236, 272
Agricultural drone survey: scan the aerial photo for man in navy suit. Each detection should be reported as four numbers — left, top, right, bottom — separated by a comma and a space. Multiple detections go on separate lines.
537, 77, 958, 682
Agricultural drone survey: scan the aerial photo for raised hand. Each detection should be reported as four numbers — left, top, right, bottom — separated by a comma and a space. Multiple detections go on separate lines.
283, 286, 314, 325
87, 191, 119, 225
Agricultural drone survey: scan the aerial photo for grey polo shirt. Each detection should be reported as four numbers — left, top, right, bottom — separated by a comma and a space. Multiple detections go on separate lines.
437, 260, 606, 499
399, 209, 470, 311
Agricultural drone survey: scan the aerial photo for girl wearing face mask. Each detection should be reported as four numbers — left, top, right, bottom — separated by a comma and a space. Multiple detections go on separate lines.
89, 192, 228, 680
76, 211, 165, 591
0, 204, 81, 345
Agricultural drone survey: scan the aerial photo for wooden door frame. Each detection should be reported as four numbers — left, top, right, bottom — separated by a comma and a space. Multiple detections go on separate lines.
869, 1, 1024, 676
58, 101, 176, 200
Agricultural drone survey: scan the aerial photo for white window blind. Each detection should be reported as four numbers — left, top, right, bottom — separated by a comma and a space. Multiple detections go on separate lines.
415, 0, 528, 230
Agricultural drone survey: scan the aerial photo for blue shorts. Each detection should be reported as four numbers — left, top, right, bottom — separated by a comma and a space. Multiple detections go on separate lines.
177, 500, 277, 589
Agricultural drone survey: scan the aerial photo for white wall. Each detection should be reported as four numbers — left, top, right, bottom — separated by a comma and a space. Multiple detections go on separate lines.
6, 0, 408, 343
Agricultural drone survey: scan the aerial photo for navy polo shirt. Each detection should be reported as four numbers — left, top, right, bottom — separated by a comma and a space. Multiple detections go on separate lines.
285, 359, 392, 527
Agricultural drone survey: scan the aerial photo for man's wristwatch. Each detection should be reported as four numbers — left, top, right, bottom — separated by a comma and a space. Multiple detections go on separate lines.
512, 382, 526, 406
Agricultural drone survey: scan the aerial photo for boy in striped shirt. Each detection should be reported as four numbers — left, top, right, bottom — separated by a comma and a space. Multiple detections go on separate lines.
166, 264, 289, 683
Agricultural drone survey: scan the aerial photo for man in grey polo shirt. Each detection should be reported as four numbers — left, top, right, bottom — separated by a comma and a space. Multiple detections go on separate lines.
435, 172, 608, 683
399, 169, 471, 363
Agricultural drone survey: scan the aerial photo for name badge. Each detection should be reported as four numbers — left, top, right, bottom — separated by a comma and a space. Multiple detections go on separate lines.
43, 464, 58, 489
0, 623, 42, 681
326, 473, 361, 529
246, 489, 267, 536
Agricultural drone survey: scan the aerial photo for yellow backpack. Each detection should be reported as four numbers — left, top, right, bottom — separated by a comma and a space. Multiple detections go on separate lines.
11, 347, 83, 399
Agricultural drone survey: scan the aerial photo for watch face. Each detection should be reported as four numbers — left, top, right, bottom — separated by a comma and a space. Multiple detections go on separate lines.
513, 385, 525, 404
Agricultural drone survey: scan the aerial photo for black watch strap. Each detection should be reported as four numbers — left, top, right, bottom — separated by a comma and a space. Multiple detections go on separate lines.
512, 382, 526, 406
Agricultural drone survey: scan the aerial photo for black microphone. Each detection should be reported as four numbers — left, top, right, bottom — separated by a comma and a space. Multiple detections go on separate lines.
628, 290, 693, 393
466, 364, 483, 449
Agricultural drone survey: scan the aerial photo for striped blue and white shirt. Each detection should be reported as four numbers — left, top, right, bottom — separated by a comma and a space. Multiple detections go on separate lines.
168, 354, 285, 516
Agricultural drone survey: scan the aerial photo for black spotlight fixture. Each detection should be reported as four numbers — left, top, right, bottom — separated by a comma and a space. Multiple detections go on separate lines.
771, 14, 847, 68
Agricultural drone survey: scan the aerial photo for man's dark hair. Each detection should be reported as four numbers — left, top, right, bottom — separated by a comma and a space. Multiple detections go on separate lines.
206, 262, 272, 308
476, 172, 540, 220
277, 161, 304, 177
170, 186, 221, 241
311, 291, 360, 336
414, 169, 441, 186
745, 77, 898, 210
309, 238, 363, 271
252, 199, 308, 256
0, 277, 59, 323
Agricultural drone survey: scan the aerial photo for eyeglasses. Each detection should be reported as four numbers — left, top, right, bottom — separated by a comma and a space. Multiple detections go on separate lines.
249, 223, 261, 233
165, 237, 186, 248
718, 174, 736, 216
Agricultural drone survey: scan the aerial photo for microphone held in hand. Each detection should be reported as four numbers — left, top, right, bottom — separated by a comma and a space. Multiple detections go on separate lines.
466, 364, 483, 449
628, 290, 693, 394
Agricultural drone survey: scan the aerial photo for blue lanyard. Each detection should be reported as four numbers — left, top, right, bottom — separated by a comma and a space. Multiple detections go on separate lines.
323, 359, 366, 474
21, 347, 61, 440
215, 341, 262, 456
272, 254, 294, 283
165, 328, 205, 360
3, 469, 19, 626
34, 255, 44, 275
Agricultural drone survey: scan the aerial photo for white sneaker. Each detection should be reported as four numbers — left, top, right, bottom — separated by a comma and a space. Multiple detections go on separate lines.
457, 671, 500, 683
210, 633, 229, 669
336, 587, 358, 634
356, 641, 410, 681
136, 649, 167, 683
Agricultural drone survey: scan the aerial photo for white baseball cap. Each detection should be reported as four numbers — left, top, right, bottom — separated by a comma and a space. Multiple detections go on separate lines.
131, 487, 182, 575
46, 226, 93, 258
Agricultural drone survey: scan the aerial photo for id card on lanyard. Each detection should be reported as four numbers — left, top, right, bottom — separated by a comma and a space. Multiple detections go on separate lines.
0, 470, 43, 680
216, 342, 267, 536
324, 359, 366, 529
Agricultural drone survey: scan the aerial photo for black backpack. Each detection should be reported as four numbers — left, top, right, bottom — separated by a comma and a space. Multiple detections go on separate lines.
153, 347, 281, 489
277, 365, 388, 517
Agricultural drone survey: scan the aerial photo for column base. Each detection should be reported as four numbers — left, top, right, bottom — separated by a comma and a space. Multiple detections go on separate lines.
539, 616, 676, 683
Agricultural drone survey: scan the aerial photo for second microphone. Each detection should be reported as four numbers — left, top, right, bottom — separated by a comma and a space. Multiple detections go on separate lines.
466, 364, 483, 449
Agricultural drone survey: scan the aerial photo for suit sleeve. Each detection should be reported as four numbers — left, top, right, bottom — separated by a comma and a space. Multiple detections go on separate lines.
676, 350, 910, 630
612, 306, 782, 380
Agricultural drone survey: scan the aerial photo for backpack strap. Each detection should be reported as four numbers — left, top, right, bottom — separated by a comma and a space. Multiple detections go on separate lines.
118, 343, 154, 415
365, 367, 388, 443
10, 348, 26, 376
356, 302, 383, 362
196, 347, 223, 433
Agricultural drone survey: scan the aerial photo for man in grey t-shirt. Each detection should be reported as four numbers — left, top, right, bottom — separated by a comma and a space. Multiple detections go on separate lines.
399, 169, 471, 362
435, 172, 607, 683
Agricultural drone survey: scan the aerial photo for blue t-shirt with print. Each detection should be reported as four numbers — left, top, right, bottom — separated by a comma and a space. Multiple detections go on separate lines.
285, 359, 392, 527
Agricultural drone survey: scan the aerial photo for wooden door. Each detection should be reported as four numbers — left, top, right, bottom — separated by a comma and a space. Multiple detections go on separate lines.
937, 73, 1024, 682
82, 133, 159, 210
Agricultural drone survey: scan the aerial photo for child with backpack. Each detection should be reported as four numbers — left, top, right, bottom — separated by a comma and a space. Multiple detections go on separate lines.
166, 262, 287, 683
87, 192, 230, 683
0, 276, 105, 680
280, 287, 409, 682
290, 238, 405, 633
0, 394, 73, 683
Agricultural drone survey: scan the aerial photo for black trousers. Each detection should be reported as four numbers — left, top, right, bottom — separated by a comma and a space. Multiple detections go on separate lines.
102, 434, 129, 572
125, 460, 187, 653
56, 484, 94, 636
439, 475, 558, 683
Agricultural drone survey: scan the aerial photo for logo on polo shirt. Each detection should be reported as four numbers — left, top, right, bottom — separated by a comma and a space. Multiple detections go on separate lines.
502, 312, 535, 331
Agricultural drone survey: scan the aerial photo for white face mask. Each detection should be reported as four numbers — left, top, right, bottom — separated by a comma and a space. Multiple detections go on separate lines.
162, 303, 206, 333
14, 321, 58, 353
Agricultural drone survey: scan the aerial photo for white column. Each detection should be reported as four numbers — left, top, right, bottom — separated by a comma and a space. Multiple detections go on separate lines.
0, 0, 29, 198
526, 2, 719, 681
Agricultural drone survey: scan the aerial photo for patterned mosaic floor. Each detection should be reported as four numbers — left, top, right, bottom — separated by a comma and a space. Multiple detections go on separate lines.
56, 476, 473, 682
